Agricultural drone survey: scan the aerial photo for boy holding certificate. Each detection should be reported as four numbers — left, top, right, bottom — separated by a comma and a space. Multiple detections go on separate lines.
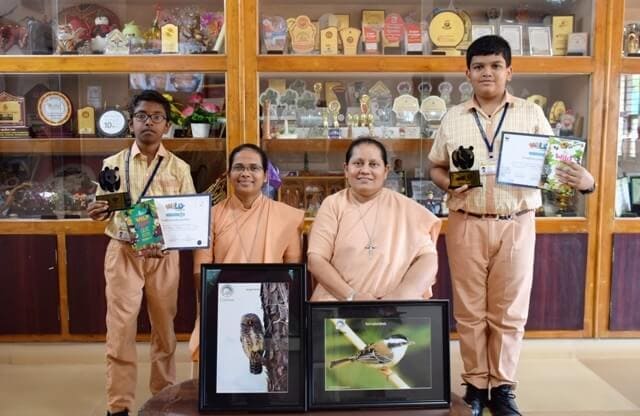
87, 90, 195, 416
428, 35, 594, 416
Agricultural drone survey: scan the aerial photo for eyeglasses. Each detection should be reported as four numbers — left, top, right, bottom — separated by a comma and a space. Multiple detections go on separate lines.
133, 112, 167, 123
230, 164, 264, 173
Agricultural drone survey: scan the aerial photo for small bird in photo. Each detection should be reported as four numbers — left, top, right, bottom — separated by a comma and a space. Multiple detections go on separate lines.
240, 313, 265, 375
329, 334, 414, 373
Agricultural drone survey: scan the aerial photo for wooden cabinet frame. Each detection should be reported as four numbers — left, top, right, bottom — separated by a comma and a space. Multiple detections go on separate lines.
0, 0, 636, 340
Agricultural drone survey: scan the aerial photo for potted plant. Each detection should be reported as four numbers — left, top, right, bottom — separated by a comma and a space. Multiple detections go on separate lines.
161, 93, 186, 138
182, 92, 221, 138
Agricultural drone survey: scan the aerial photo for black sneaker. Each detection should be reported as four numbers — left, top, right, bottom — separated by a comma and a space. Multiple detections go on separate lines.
488, 384, 522, 416
106, 410, 129, 416
462, 383, 489, 416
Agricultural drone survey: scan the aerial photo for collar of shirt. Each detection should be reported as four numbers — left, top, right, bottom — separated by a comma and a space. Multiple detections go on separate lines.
130, 141, 169, 160
230, 193, 264, 212
464, 92, 515, 118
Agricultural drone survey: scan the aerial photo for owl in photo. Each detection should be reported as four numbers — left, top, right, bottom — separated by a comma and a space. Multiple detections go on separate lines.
240, 313, 265, 375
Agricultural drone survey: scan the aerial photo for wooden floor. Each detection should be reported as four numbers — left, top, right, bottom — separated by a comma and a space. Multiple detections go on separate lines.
0, 340, 639, 415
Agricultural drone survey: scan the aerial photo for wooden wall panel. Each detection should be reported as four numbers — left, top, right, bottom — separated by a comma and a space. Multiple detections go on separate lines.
66, 236, 196, 334
527, 234, 587, 330
0, 235, 60, 334
610, 234, 640, 330
66, 235, 109, 334
435, 233, 587, 332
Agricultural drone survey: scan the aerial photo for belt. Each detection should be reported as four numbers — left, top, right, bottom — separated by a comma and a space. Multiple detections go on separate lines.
456, 209, 533, 220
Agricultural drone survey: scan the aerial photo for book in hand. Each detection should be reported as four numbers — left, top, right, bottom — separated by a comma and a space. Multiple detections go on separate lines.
123, 200, 164, 252
496, 132, 586, 191
539, 136, 586, 195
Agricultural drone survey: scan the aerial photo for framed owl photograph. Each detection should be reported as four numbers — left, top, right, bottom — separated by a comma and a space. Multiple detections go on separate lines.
199, 263, 306, 412
307, 300, 450, 410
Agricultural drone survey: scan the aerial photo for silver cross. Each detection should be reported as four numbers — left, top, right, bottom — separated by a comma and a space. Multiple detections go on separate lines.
365, 241, 376, 258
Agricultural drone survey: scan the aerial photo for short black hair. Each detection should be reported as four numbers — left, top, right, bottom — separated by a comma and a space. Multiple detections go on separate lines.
345, 137, 388, 166
129, 89, 170, 119
228, 143, 269, 172
466, 35, 512, 69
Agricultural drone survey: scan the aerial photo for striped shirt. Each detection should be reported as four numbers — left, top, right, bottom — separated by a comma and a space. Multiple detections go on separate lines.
97, 142, 196, 240
429, 93, 554, 215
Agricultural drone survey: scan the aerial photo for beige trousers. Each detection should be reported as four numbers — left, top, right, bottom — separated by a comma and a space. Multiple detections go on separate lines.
104, 239, 180, 413
446, 210, 536, 389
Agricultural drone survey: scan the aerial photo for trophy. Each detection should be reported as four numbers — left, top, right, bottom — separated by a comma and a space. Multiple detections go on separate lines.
456, 10, 473, 52
420, 95, 446, 138
449, 145, 481, 189
392, 94, 419, 126
340, 27, 360, 55
626, 24, 640, 56
527, 94, 548, 112
289, 15, 316, 54
459, 82, 473, 102
261, 16, 287, 54
313, 82, 325, 108
418, 81, 432, 99
548, 101, 566, 126
0, 91, 29, 138
327, 100, 341, 138
438, 82, 453, 106
428, 11, 464, 55
96, 166, 132, 211
320, 27, 339, 55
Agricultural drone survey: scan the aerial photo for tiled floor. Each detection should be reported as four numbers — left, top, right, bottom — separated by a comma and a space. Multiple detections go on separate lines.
0, 339, 638, 415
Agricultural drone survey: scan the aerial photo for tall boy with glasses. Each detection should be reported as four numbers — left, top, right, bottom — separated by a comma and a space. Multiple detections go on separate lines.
87, 90, 195, 416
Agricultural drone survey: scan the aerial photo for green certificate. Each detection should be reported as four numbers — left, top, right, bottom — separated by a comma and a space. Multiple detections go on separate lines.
124, 200, 164, 252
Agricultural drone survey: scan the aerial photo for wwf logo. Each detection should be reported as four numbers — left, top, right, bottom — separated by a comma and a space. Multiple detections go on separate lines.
451, 146, 475, 170
98, 166, 121, 192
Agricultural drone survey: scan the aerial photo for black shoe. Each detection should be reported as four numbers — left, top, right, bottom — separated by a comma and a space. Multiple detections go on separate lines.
106, 410, 129, 416
463, 383, 488, 416
488, 385, 522, 416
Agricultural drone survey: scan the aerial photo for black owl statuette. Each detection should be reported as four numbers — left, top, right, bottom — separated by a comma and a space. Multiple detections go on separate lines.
449, 145, 482, 189
96, 166, 132, 211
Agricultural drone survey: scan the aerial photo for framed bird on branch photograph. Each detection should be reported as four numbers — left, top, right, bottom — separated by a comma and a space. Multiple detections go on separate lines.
308, 301, 450, 410
199, 263, 306, 412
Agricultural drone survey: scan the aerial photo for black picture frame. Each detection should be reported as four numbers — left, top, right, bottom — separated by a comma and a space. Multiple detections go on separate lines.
199, 263, 306, 413
308, 300, 450, 410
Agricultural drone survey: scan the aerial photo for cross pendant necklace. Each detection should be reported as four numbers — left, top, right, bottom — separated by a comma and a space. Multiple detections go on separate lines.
355, 194, 380, 259
365, 241, 377, 258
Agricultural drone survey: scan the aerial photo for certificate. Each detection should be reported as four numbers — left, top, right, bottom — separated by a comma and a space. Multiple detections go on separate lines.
471, 25, 494, 41
496, 132, 548, 188
499, 25, 523, 56
141, 194, 211, 250
528, 26, 552, 56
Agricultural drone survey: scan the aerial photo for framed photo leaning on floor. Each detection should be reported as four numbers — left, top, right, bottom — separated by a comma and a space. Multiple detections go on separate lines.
199, 263, 306, 412
308, 300, 450, 410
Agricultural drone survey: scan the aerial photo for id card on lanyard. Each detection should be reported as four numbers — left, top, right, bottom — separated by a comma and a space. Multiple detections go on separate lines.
125, 149, 164, 204
472, 105, 508, 176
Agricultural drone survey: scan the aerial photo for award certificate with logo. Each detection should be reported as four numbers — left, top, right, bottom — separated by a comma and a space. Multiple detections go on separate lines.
496, 132, 550, 188
142, 193, 211, 250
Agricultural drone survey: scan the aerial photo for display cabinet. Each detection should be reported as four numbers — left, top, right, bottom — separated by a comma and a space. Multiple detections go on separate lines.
0, 0, 241, 341
597, 0, 640, 337
2, 0, 634, 340
247, 0, 605, 339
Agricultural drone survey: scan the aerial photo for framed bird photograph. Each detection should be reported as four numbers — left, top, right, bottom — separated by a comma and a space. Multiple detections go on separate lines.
308, 301, 450, 410
199, 263, 306, 412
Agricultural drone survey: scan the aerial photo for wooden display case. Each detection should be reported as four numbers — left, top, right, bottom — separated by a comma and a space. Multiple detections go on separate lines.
1, 0, 638, 341
596, 0, 640, 337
